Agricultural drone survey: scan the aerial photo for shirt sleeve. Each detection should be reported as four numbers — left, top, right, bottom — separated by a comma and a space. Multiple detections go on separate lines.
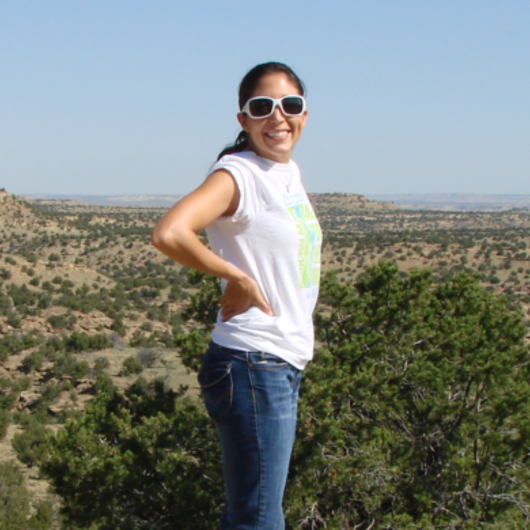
208, 155, 257, 224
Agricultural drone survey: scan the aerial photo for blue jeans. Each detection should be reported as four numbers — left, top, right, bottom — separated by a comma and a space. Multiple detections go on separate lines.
198, 342, 302, 530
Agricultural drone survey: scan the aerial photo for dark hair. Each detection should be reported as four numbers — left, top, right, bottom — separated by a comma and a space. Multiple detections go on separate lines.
217, 62, 306, 160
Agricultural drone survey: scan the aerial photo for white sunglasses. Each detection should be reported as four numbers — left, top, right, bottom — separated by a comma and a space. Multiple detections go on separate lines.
241, 95, 307, 119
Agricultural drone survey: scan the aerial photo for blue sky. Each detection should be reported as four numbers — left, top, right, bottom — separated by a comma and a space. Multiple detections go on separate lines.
1, 1, 529, 195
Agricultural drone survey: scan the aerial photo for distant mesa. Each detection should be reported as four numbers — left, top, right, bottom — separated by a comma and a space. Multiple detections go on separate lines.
107, 195, 183, 203
367, 193, 530, 212
22, 194, 184, 208
309, 193, 398, 212
20, 192, 397, 210
12, 191, 530, 212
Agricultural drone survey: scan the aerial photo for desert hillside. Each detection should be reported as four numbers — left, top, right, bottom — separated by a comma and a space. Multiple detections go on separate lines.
1, 189, 530, 527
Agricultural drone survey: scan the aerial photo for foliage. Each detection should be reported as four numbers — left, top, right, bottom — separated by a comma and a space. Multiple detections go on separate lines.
27, 502, 53, 530
62, 331, 110, 353
0, 409, 10, 439
0, 376, 32, 414
173, 270, 220, 372
5, 193, 530, 529
0, 462, 52, 530
110, 315, 127, 337
40, 379, 73, 406
42, 378, 223, 529
53, 354, 90, 381
0, 393, 16, 413
46, 313, 76, 330
35, 261, 530, 528
119, 356, 144, 376
0, 461, 29, 530
93, 372, 116, 395
20, 351, 44, 373
5, 312, 21, 329
182, 270, 221, 327
6, 284, 48, 316
0, 333, 40, 361
12, 421, 52, 467
93, 356, 110, 375
287, 261, 530, 529
136, 347, 162, 368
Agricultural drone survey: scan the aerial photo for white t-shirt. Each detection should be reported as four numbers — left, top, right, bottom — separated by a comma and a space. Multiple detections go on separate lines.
205, 151, 322, 370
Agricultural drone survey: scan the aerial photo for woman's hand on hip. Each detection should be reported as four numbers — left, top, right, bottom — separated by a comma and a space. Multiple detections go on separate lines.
220, 276, 274, 322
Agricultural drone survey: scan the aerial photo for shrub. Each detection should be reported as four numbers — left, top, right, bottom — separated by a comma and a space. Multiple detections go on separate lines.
28, 501, 53, 530
110, 317, 127, 337
287, 262, 530, 528
0, 461, 30, 529
42, 380, 222, 529
53, 354, 89, 381
94, 372, 115, 395
136, 347, 162, 368
0, 386, 19, 411
41, 281, 54, 292
46, 315, 67, 330
63, 332, 110, 353
93, 356, 110, 375
119, 356, 143, 376
40, 380, 73, 405
139, 321, 153, 332
12, 422, 52, 467
12, 377, 32, 393
0, 409, 10, 439
6, 312, 21, 329
20, 351, 44, 373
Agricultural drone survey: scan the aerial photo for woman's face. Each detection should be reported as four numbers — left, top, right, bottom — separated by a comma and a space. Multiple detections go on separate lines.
237, 72, 307, 163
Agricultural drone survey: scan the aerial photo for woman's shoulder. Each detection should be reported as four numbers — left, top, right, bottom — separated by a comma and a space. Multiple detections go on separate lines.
211, 152, 299, 186
215, 151, 255, 166
208, 152, 255, 179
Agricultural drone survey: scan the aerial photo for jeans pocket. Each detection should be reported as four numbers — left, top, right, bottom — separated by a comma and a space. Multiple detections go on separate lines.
198, 361, 233, 422
249, 352, 289, 371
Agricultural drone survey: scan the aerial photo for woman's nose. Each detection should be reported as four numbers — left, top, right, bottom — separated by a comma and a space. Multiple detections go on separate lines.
271, 105, 284, 120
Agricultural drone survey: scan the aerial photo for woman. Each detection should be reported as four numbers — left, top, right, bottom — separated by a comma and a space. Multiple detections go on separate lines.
151, 62, 322, 530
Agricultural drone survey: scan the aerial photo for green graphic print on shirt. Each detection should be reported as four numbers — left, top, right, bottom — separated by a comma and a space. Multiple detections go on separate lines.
287, 203, 322, 289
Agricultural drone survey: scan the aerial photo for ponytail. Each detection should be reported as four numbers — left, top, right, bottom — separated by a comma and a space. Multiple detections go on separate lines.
216, 130, 250, 160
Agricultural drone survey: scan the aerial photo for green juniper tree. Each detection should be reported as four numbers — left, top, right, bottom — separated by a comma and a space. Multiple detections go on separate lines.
42, 377, 223, 530
287, 261, 530, 529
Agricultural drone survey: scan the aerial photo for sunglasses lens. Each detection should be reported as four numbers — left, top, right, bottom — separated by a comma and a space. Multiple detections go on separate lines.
281, 96, 304, 115
248, 98, 274, 117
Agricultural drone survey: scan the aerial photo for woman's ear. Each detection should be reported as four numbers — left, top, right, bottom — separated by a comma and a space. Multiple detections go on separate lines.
237, 113, 249, 132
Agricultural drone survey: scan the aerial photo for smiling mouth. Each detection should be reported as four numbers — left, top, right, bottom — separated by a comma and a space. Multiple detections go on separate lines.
265, 131, 289, 139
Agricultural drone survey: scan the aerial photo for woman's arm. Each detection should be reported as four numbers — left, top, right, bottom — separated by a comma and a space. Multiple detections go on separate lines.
151, 170, 273, 321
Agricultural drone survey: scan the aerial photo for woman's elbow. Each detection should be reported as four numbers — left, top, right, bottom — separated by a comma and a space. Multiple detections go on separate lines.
151, 225, 190, 259
151, 226, 175, 252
